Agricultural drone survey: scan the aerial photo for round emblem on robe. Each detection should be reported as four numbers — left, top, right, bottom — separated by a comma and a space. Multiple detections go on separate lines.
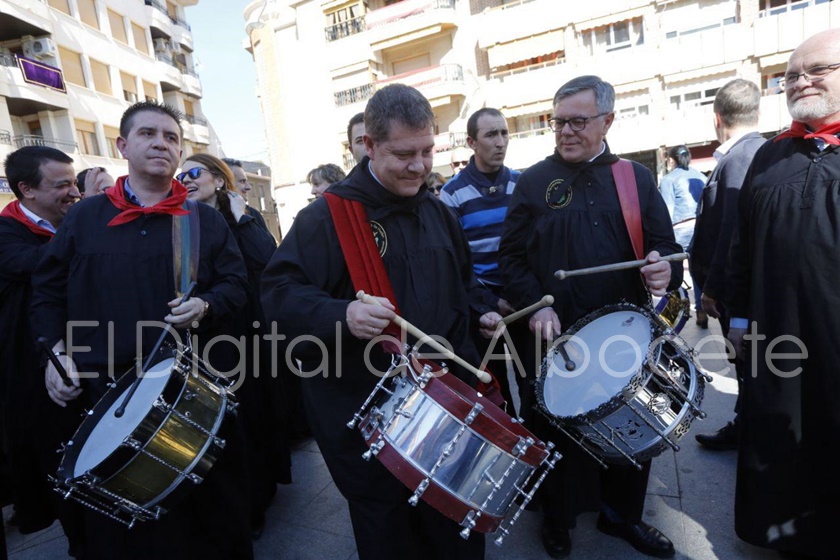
545, 179, 573, 209
369, 221, 387, 257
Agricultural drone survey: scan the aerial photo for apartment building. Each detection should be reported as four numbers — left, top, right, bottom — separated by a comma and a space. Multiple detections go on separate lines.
0, 0, 212, 209
243, 0, 837, 235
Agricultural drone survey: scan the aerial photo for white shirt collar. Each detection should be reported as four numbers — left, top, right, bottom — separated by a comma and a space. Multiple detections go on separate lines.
19, 203, 56, 234
715, 131, 754, 160
588, 141, 607, 163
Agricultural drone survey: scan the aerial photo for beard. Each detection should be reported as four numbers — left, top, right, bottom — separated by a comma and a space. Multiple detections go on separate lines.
788, 88, 840, 123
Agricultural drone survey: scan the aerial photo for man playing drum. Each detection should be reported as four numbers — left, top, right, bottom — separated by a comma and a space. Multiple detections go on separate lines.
499, 75, 682, 559
260, 83, 501, 560
31, 101, 253, 560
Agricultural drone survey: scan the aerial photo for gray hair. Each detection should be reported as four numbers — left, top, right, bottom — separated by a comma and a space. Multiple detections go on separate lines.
553, 75, 615, 114
364, 84, 434, 143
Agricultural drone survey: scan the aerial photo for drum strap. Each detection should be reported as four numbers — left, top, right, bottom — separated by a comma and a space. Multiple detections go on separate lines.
611, 159, 644, 260
324, 192, 403, 354
173, 199, 200, 297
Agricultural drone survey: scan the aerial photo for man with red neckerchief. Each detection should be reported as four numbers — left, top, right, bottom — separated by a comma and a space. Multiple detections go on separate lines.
30, 101, 252, 560
725, 29, 840, 559
0, 146, 84, 555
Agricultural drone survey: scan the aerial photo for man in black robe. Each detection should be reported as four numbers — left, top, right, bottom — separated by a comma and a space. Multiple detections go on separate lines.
499, 75, 682, 559
725, 29, 840, 560
260, 84, 501, 560
0, 146, 84, 555
30, 101, 253, 560
690, 79, 765, 451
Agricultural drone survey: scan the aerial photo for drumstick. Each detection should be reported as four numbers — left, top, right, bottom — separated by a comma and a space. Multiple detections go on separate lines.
356, 291, 492, 384
500, 295, 555, 326
554, 252, 689, 280
38, 337, 74, 387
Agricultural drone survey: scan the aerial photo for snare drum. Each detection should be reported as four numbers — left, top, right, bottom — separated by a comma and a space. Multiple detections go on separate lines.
348, 353, 559, 545
653, 286, 691, 333
53, 346, 237, 527
535, 303, 707, 468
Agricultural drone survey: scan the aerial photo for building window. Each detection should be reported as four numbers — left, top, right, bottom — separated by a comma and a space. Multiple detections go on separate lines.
77, 0, 99, 29
58, 46, 85, 86
108, 10, 128, 43
581, 17, 644, 55
143, 80, 158, 102
669, 87, 720, 110
513, 113, 552, 133
75, 120, 100, 156
48, 0, 70, 15
121, 71, 138, 103
764, 73, 785, 95
759, 0, 830, 17
132, 23, 149, 55
325, 2, 366, 41
89, 58, 112, 95
104, 126, 121, 158
616, 105, 649, 120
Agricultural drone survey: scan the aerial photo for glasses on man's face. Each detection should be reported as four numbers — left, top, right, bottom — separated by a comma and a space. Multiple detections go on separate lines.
548, 113, 610, 132
781, 62, 840, 90
176, 167, 214, 183
451, 160, 468, 169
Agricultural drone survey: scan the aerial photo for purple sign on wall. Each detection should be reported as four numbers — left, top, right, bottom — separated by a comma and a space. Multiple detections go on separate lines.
17, 56, 66, 93
0, 178, 11, 194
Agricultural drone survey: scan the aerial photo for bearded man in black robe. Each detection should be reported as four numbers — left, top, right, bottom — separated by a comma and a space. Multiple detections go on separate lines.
261, 84, 502, 560
499, 75, 682, 559
726, 29, 840, 560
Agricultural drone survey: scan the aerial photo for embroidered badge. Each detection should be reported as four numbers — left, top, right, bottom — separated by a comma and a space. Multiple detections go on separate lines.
546, 179, 573, 209
369, 221, 387, 257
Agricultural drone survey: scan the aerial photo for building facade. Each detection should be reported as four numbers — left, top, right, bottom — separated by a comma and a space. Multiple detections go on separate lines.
243, 0, 837, 235
0, 0, 213, 208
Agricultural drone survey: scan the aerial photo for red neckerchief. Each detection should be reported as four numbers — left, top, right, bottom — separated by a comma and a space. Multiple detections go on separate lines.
105, 176, 189, 226
774, 120, 840, 146
0, 200, 54, 239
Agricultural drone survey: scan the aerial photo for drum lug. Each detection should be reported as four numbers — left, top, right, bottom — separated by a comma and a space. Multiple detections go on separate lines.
459, 510, 477, 539
225, 401, 239, 415
362, 438, 384, 461
213, 437, 226, 449
153, 396, 172, 412
186, 473, 203, 484
512, 436, 534, 457
123, 437, 142, 450
464, 402, 484, 425
408, 479, 429, 506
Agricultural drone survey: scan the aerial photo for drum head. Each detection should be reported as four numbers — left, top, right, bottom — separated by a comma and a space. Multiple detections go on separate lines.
542, 310, 652, 418
74, 358, 174, 477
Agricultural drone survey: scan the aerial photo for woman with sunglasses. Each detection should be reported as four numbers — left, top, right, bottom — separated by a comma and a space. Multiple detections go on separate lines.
178, 153, 290, 539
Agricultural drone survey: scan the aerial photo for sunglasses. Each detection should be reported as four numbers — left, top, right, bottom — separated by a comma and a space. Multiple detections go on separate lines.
176, 167, 216, 183
428, 186, 441, 193
451, 160, 469, 169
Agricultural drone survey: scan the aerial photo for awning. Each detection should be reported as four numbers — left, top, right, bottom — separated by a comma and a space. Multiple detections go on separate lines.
662, 61, 739, 85
488, 29, 564, 69
502, 99, 552, 119
577, 5, 648, 30
759, 52, 789, 70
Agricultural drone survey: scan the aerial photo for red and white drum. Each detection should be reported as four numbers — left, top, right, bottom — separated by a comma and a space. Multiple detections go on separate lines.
348, 353, 559, 545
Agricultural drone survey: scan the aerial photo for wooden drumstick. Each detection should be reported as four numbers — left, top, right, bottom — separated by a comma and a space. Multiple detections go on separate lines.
356, 291, 492, 384
500, 295, 554, 326
554, 252, 689, 280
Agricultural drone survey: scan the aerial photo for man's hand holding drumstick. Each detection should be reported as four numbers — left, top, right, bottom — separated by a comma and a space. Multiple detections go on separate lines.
347, 296, 396, 340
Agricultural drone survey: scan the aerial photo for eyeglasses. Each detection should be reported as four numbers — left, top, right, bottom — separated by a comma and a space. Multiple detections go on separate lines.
176, 167, 215, 183
451, 160, 469, 169
427, 186, 441, 193
548, 113, 610, 132
782, 62, 840, 89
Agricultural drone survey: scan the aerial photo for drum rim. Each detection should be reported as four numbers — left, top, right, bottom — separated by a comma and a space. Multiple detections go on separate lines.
535, 302, 654, 425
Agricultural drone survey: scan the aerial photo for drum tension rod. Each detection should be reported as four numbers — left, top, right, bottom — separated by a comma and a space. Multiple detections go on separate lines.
115, 282, 197, 418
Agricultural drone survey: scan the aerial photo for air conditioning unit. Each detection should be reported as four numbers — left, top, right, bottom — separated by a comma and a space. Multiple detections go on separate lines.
22, 37, 56, 60
153, 38, 169, 52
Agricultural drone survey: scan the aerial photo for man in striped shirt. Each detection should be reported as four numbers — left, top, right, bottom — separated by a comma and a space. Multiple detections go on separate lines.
440, 107, 524, 409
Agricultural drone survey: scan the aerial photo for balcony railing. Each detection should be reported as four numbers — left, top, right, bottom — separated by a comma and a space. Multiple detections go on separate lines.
0, 130, 11, 145
378, 63, 463, 89
185, 114, 208, 126
486, 0, 536, 11
334, 83, 375, 107
154, 53, 199, 78
13, 135, 77, 152
491, 57, 565, 82
759, 0, 828, 17
510, 126, 551, 140
1, 53, 16, 68
433, 131, 468, 151
343, 152, 356, 171
366, 0, 455, 29
325, 16, 366, 42
144, 0, 191, 30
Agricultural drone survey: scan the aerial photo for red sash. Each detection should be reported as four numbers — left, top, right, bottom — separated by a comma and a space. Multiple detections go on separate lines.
611, 159, 644, 260
0, 200, 54, 239
774, 120, 840, 146
105, 176, 189, 226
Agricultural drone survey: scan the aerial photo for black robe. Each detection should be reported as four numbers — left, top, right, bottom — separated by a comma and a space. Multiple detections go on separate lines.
261, 160, 490, 559
726, 136, 839, 559
30, 193, 253, 560
499, 146, 682, 527
0, 217, 83, 541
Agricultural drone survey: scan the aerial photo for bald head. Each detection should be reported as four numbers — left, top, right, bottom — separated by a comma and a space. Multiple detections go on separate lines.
785, 28, 840, 128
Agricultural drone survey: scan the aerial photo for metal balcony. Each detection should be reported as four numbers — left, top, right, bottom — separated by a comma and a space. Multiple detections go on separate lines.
12, 135, 77, 152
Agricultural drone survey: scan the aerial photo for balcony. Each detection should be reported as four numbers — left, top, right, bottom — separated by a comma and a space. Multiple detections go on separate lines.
505, 127, 554, 170
334, 83, 375, 108
184, 114, 207, 126
1, 57, 69, 113
12, 134, 77, 153
144, 0, 191, 30
754, 0, 840, 62
377, 64, 465, 104
325, 16, 366, 42
366, 0, 457, 52
0, 130, 11, 145
0, 0, 52, 43
660, 24, 751, 77
478, 0, 562, 50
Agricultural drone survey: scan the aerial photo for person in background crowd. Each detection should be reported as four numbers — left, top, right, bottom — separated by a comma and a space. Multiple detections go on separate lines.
76, 167, 115, 198
424, 171, 445, 198
307, 163, 346, 198
347, 112, 367, 164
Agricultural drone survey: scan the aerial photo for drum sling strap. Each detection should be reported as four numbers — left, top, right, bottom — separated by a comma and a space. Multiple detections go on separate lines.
324, 192, 403, 355
611, 159, 644, 260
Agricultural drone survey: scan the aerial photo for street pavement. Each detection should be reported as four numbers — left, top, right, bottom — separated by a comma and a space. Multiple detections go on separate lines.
4, 303, 782, 559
